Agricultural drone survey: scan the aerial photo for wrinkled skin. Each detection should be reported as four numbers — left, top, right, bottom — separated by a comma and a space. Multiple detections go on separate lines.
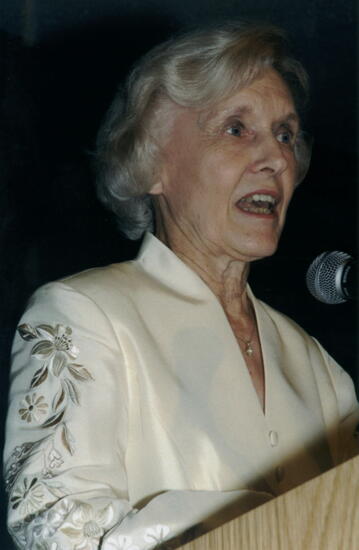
150, 69, 301, 410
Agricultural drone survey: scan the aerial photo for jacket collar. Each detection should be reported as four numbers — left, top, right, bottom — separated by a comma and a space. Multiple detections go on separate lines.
137, 232, 263, 308
136, 232, 221, 301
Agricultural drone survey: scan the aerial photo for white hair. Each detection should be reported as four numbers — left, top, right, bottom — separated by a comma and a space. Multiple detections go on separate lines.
95, 22, 310, 240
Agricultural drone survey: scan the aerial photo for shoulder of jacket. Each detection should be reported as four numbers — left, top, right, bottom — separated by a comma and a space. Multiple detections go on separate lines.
44, 259, 146, 298
25, 260, 146, 319
61, 260, 137, 287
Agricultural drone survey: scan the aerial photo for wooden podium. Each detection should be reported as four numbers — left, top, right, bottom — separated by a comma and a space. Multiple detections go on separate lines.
178, 455, 359, 550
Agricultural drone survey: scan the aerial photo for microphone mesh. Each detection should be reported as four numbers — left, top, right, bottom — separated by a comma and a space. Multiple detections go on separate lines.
306, 251, 351, 304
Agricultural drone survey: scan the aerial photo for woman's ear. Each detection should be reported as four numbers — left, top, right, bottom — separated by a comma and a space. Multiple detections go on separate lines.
148, 180, 164, 195
149, 152, 169, 195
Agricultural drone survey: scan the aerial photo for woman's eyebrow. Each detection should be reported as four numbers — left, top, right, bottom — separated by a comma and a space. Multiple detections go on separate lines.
199, 105, 250, 128
210, 104, 299, 123
200, 107, 300, 130
277, 113, 300, 127
216, 105, 251, 121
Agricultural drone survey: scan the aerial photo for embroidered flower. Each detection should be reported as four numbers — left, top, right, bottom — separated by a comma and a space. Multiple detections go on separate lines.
18, 394, 48, 423
32, 516, 57, 542
144, 524, 170, 545
10, 477, 45, 515
30, 324, 79, 376
60, 502, 114, 549
41, 446, 65, 479
105, 535, 139, 550
47, 448, 64, 469
25, 499, 74, 549
5, 441, 41, 492
14, 321, 93, 463
13, 445, 28, 459
41, 467, 53, 480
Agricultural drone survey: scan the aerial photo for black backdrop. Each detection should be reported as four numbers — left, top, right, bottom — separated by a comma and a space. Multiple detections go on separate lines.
0, 1, 357, 547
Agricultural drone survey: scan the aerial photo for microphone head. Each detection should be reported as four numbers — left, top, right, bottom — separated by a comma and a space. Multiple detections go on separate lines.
306, 251, 352, 304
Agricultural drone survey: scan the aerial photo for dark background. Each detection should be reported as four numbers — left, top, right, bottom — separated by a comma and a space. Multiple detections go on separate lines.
0, 1, 357, 547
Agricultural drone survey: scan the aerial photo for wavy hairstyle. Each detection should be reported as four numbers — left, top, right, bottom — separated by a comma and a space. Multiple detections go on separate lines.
95, 22, 311, 240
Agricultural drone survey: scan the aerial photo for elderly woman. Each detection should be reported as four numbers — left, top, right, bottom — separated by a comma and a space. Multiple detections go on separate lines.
4, 22, 359, 550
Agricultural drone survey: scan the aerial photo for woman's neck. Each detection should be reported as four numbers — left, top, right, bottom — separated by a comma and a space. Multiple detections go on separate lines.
155, 222, 252, 321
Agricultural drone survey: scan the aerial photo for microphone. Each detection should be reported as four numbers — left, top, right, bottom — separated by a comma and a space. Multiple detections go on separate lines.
306, 251, 357, 304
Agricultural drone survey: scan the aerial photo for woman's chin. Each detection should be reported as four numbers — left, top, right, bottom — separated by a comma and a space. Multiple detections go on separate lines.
245, 247, 278, 263
225, 234, 280, 262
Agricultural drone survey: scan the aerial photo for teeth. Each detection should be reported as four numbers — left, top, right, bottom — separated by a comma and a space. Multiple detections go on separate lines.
241, 205, 272, 214
237, 193, 278, 215
247, 194, 276, 204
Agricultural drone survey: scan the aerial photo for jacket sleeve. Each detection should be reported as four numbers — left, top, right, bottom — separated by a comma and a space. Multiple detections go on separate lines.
4, 281, 272, 550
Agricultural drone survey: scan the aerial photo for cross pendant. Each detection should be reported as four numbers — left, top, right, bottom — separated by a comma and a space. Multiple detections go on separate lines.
245, 342, 254, 356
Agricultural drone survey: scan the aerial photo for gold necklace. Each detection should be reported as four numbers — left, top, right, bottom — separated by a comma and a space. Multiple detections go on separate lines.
236, 324, 256, 356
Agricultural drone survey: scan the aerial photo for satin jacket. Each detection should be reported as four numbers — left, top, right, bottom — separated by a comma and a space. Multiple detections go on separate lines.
4, 233, 359, 549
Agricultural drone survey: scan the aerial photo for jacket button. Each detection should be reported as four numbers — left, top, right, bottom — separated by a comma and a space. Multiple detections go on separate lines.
269, 430, 278, 447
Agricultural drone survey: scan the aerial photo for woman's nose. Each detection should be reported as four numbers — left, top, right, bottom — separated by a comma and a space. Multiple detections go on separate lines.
248, 134, 289, 176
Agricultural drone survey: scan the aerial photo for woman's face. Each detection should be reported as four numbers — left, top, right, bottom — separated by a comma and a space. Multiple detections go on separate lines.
152, 69, 300, 264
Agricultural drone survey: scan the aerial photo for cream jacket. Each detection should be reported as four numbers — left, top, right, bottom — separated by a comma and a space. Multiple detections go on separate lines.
4, 233, 359, 550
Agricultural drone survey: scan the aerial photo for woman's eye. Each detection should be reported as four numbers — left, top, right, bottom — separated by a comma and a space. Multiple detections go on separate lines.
225, 122, 244, 137
277, 130, 294, 145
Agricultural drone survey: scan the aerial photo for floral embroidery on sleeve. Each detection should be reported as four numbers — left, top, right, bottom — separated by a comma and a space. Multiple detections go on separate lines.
18, 322, 93, 389
60, 502, 114, 549
5, 322, 94, 502
5, 321, 128, 550
18, 394, 48, 423
10, 477, 45, 515
144, 525, 170, 545
105, 535, 140, 550
15, 497, 116, 550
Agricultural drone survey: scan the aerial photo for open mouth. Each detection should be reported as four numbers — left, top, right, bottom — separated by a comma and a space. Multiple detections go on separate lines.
237, 193, 278, 215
